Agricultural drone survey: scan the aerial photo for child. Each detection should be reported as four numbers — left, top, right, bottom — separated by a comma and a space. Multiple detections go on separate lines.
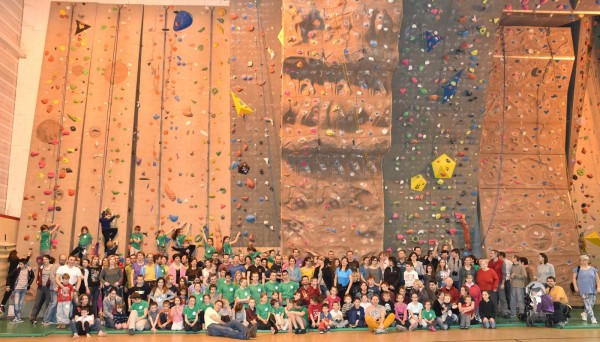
158, 300, 173, 330
406, 292, 422, 331
341, 294, 353, 318
222, 232, 241, 256
330, 301, 348, 328
130, 225, 144, 256
459, 295, 475, 329
73, 306, 94, 338
380, 282, 395, 303
394, 293, 408, 331
479, 291, 496, 329
380, 291, 394, 317
146, 302, 160, 333
318, 303, 332, 333
359, 294, 371, 310
183, 295, 201, 332
112, 303, 129, 329
39, 224, 59, 256
171, 223, 190, 248
403, 262, 418, 292
420, 300, 436, 332
326, 287, 341, 308
347, 297, 366, 328
170, 297, 184, 331
367, 276, 381, 299
156, 227, 176, 257
308, 296, 323, 328
443, 293, 458, 324
70, 226, 93, 258
57, 273, 75, 329
271, 299, 288, 331
285, 300, 307, 334
100, 209, 118, 249
104, 240, 119, 257
256, 293, 278, 334
127, 292, 149, 335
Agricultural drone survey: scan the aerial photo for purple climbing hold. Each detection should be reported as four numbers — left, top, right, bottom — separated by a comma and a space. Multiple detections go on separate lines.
173, 11, 193, 32
425, 31, 443, 52
442, 69, 464, 104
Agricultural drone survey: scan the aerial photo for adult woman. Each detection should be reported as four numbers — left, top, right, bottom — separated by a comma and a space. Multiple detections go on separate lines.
168, 254, 187, 285
435, 259, 450, 288
383, 257, 402, 291
1, 250, 30, 314
411, 280, 429, 304
186, 258, 202, 283
300, 257, 315, 280
149, 277, 176, 309
572, 254, 600, 324
536, 253, 555, 283
334, 257, 353, 296
29, 255, 54, 323
366, 256, 383, 286
85, 255, 102, 315
314, 257, 331, 296
286, 257, 301, 283
100, 255, 123, 297
102, 287, 124, 328
408, 253, 425, 277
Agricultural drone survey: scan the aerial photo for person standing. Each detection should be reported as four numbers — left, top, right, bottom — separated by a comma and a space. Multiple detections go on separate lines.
8, 258, 34, 323
29, 255, 54, 324
535, 253, 555, 283
572, 254, 600, 324
509, 255, 527, 318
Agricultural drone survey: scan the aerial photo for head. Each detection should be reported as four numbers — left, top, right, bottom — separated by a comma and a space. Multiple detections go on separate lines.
410, 292, 419, 303
444, 277, 453, 288
188, 295, 196, 307
353, 297, 361, 308
397, 293, 405, 303
61, 273, 70, 284
482, 290, 490, 301
150, 302, 158, 312
465, 274, 474, 284
424, 300, 432, 309
546, 276, 556, 288
539, 253, 548, 265
322, 303, 329, 313
464, 295, 472, 304
163, 300, 171, 310
130, 292, 141, 303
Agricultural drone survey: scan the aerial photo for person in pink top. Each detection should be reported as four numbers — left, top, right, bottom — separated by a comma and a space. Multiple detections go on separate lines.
169, 296, 184, 331
464, 275, 482, 309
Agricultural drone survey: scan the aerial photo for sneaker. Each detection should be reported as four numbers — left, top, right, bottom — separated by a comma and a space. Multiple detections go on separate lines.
249, 323, 257, 337
98, 331, 107, 337
581, 312, 588, 321
0, 305, 5, 314
31, 319, 37, 325
429, 325, 436, 332
319, 331, 324, 334
294, 329, 300, 334
396, 325, 406, 331
591, 317, 597, 324
300, 329, 306, 334
127, 329, 134, 335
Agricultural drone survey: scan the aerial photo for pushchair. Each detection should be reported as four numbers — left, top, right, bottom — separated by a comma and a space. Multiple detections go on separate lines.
519, 282, 555, 327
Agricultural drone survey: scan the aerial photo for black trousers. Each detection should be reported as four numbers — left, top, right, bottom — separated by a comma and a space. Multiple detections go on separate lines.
76, 321, 90, 335
257, 313, 278, 331
184, 320, 201, 332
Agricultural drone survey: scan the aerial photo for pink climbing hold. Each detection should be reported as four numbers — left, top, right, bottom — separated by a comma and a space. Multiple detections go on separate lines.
31, 151, 39, 157
401, 59, 409, 66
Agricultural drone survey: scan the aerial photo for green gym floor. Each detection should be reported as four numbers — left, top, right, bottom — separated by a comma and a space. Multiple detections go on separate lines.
0, 308, 599, 337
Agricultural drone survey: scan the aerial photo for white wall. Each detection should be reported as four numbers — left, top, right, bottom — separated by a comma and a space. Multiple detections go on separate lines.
7, 0, 229, 217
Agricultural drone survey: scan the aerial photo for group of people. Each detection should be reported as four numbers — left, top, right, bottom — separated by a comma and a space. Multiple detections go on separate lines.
1, 220, 599, 338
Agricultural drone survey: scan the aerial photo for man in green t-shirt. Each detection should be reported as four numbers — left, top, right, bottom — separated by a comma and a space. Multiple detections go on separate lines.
280, 270, 299, 305
217, 272, 237, 304
264, 271, 280, 297
248, 272, 265, 302
127, 293, 148, 335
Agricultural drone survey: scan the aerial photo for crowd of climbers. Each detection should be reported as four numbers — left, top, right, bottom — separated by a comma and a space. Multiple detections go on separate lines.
1, 213, 599, 338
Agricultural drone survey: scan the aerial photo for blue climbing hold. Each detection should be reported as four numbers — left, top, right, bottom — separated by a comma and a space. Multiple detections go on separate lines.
425, 31, 443, 52
442, 69, 464, 104
246, 215, 256, 223
169, 215, 179, 222
173, 11, 193, 32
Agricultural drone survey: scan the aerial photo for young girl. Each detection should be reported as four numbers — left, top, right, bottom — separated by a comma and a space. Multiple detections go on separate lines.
129, 225, 144, 256
271, 298, 288, 331
394, 293, 408, 331
420, 300, 436, 332
70, 226, 93, 258
112, 303, 129, 329
170, 296, 184, 331
406, 292, 422, 331
326, 286, 341, 308
222, 232, 241, 256
39, 224, 59, 256
479, 291, 496, 329
73, 306, 94, 338
171, 223, 190, 248
459, 295, 475, 329
183, 296, 201, 332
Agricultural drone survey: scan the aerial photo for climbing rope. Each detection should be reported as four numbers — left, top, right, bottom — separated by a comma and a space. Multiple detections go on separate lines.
157, 7, 170, 230
205, 7, 215, 233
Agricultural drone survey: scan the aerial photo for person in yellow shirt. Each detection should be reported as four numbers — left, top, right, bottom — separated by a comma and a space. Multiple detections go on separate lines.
546, 276, 569, 326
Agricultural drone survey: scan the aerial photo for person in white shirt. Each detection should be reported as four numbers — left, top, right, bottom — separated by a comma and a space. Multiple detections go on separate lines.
404, 262, 419, 290
55, 256, 83, 303
330, 301, 347, 328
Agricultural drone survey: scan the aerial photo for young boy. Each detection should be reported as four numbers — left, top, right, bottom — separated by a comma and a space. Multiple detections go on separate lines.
341, 294, 353, 318
158, 300, 173, 330
73, 306, 94, 338
403, 262, 418, 292
459, 295, 475, 329
39, 224, 60, 256
113, 303, 129, 329
442, 293, 459, 324
347, 297, 366, 328
367, 276, 381, 299
57, 273, 75, 329
127, 293, 149, 335
129, 225, 144, 256
308, 296, 323, 328
380, 291, 394, 317
420, 300, 436, 332
271, 299, 288, 331
318, 304, 332, 333
330, 301, 347, 328
146, 302, 160, 333
285, 300, 307, 334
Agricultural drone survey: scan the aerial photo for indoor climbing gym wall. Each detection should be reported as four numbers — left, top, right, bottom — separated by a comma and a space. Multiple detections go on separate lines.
381, 0, 503, 255
280, 0, 402, 256
479, 27, 578, 286
228, 0, 282, 250
17, 2, 231, 259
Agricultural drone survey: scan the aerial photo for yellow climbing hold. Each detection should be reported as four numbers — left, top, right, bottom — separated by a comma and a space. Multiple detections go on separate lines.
326, 129, 335, 136
470, 50, 478, 56
231, 92, 253, 116
411, 174, 427, 191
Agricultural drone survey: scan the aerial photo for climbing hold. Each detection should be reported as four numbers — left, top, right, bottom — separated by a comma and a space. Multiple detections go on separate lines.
425, 31, 443, 51
442, 69, 464, 104
169, 215, 179, 222
173, 11, 193, 32
246, 215, 256, 223
431, 154, 456, 178
411, 174, 427, 191
246, 178, 255, 189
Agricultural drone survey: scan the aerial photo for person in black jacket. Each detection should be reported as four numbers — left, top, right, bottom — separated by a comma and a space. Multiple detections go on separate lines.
8, 258, 35, 322
1, 250, 31, 315
383, 257, 402, 292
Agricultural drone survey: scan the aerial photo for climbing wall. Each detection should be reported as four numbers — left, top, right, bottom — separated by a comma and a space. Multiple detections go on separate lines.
229, 0, 282, 249
574, 17, 600, 261
74, 5, 142, 253
479, 27, 578, 287
381, 0, 503, 254
19, 2, 99, 258
280, 0, 402, 256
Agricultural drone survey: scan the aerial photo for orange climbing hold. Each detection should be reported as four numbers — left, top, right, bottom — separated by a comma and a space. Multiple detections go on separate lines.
246, 178, 255, 188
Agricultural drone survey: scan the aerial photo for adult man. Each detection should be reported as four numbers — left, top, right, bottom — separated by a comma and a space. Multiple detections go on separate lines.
229, 255, 246, 279
205, 300, 256, 339
218, 272, 237, 305
440, 278, 460, 304
55, 255, 83, 302
298, 276, 311, 306
280, 270, 299, 305
509, 255, 527, 318
246, 256, 265, 283
364, 295, 395, 334
263, 272, 280, 297
489, 250, 509, 317
396, 249, 407, 287
346, 250, 359, 270
268, 254, 283, 280
546, 276, 569, 326
218, 254, 232, 273
448, 249, 463, 287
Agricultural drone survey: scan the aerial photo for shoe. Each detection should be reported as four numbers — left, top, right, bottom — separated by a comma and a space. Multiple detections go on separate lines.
429, 326, 436, 332
0, 304, 5, 314
300, 329, 306, 334
249, 323, 257, 337
581, 312, 588, 321
374, 329, 383, 334
319, 331, 324, 334
98, 331, 107, 337
294, 329, 300, 334
127, 329, 134, 335
591, 317, 597, 324
396, 325, 406, 331
31, 319, 37, 325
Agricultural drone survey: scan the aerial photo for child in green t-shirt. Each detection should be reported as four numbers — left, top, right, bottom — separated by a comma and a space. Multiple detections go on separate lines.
221, 232, 241, 256
420, 300, 437, 332
70, 226, 92, 258
129, 225, 144, 255
271, 298, 288, 331
155, 226, 176, 257
39, 224, 59, 256
286, 300, 307, 334
182, 295, 201, 332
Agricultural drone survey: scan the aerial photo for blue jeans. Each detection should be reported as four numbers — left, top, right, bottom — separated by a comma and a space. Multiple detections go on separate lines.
13, 289, 27, 319
207, 320, 248, 339
70, 318, 102, 334
44, 290, 58, 323
510, 286, 524, 316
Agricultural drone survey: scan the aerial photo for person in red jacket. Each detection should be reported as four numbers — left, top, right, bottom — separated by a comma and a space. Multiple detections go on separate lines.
440, 278, 460, 304
476, 259, 499, 307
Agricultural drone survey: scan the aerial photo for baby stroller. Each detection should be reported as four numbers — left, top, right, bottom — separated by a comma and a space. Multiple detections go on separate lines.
520, 282, 555, 327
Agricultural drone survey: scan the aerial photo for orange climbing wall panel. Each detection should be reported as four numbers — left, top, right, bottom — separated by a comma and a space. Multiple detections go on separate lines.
74, 5, 142, 251
280, 0, 402, 256
479, 27, 578, 288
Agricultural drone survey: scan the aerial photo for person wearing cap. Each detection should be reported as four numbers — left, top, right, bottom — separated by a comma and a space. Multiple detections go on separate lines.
572, 254, 600, 324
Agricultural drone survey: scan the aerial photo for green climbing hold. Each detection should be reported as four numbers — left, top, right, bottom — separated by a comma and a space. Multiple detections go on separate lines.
217, 18, 224, 24
212, 88, 219, 95
111, 190, 119, 195
197, 45, 204, 51
199, 27, 206, 33
70, 84, 77, 90
219, 187, 226, 194
419, 88, 428, 95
